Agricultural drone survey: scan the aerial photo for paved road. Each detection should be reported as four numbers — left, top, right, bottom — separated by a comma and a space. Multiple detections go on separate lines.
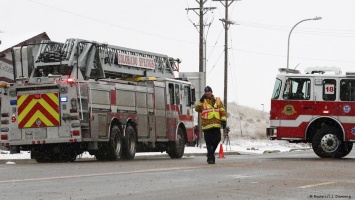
0, 149, 354, 200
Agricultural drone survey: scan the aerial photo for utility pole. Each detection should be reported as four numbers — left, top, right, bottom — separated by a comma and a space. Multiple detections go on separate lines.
213, 0, 238, 119
186, 1, 216, 74
186, 1, 216, 145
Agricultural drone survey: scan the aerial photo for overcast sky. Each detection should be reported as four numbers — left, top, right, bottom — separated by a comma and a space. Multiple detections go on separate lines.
1, 0, 355, 112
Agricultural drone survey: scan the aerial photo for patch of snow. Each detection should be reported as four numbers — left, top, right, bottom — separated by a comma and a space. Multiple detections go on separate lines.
0, 138, 309, 160
0, 104, 310, 161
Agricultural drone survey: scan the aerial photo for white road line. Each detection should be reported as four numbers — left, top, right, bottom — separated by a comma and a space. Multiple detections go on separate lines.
298, 182, 336, 189
0, 165, 209, 184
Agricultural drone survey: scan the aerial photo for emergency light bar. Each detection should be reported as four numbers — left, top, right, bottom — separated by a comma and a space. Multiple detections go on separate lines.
304, 67, 341, 75
278, 68, 300, 74
346, 72, 355, 77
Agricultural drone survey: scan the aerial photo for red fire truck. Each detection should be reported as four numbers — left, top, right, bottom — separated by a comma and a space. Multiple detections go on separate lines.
267, 67, 355, 158
0, 38, 196, 162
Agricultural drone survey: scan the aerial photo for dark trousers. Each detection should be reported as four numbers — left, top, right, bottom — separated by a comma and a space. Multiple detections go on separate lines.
203, 128, 221, 162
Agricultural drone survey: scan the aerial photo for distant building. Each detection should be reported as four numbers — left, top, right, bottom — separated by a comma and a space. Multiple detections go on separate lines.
0, 32, 50, 82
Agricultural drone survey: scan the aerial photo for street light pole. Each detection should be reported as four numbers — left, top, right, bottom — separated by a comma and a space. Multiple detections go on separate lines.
286, 16, 322, 69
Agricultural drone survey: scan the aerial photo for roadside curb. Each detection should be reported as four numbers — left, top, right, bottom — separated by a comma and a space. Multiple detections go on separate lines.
289, 147, 312, 152
262, 147, 312, 154
263, 150, 281, 154
0, 159, 38, 164
0, 151, 242, 164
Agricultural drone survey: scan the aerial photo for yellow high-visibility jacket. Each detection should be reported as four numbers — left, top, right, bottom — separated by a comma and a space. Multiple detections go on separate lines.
195, 95, 227, 130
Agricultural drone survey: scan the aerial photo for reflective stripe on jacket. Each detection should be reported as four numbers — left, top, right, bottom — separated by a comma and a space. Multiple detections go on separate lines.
201, 97, 221, 120
195, 96, 227, 130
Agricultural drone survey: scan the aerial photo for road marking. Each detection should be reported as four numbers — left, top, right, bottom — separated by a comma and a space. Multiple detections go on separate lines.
298, 182, 336, 189
0, 165, 210, 184
230, 175, 250, 179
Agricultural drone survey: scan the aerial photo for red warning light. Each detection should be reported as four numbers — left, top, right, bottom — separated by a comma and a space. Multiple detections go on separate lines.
67, 78, 75, 84
34, 94, 41, 99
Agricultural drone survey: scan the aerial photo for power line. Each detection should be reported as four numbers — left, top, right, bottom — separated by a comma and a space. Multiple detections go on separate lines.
29, 0, 198, 44
29, 0, 355, 64
229, 48, 355, 63
237, 21, 355, 37
207, 50, 224, 78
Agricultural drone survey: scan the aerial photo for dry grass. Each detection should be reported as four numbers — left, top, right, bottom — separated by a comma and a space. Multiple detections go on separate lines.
226, 102, 269, 140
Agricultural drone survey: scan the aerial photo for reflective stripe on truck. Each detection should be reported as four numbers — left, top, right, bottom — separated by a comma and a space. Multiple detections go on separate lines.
17, 93, 60, 128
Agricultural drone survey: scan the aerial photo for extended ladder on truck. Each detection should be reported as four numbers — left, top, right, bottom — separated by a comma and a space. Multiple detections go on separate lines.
26, 38, 180, 81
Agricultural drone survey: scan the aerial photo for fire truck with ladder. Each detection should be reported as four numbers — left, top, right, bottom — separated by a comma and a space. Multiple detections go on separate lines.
0, 38, 196, 162
267, 67, 355, 158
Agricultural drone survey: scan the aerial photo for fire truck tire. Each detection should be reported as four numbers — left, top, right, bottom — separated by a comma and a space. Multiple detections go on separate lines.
95, 124, 123, 161
122, 126, 136, 160
312, 126, 344, 158
339, 142, 353, 158
167, 128, 185, 159
61, 150, 77, 162
35, 156, 52, 163
95, 151, 107, 161
32, 149, 52, 163
108, 124, 123, 160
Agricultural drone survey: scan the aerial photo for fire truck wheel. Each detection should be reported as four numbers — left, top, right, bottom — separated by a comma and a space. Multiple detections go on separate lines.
96, 124, 123, 161
62, 150, 77, 162
167, 128, 185, 159
122, 126, 136, 160
312, 126, 343, 158
32, 149, 52, 163
34, 156, 52, 163
339, 142, 353, 158
108, 125, 123, 160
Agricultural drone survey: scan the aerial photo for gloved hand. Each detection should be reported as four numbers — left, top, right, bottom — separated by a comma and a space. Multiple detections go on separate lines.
221, 121, 227, 129
200, 94, 207, 102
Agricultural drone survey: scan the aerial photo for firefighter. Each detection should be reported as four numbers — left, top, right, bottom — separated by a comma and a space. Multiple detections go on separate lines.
195, 86, 227, 164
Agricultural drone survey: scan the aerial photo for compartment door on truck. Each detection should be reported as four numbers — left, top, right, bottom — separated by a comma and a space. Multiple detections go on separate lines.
155, 82, 167, 139
313, 78, 338, 120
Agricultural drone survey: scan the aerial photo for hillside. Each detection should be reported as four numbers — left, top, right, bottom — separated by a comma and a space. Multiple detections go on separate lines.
224, 102, 309, 150
227, 102, 269, 140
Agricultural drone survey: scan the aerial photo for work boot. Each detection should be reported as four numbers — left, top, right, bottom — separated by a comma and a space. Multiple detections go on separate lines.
207, 160, 215, 164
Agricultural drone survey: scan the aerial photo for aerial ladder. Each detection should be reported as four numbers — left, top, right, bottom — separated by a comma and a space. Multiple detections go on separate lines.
26, 38, 181, 82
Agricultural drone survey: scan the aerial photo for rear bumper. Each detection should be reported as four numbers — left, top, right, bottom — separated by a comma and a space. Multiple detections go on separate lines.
7, 138, 83, 146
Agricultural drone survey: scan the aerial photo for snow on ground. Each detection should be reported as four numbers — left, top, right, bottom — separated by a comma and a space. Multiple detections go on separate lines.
0, 104, 312, 161
0, 139, 310, 160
